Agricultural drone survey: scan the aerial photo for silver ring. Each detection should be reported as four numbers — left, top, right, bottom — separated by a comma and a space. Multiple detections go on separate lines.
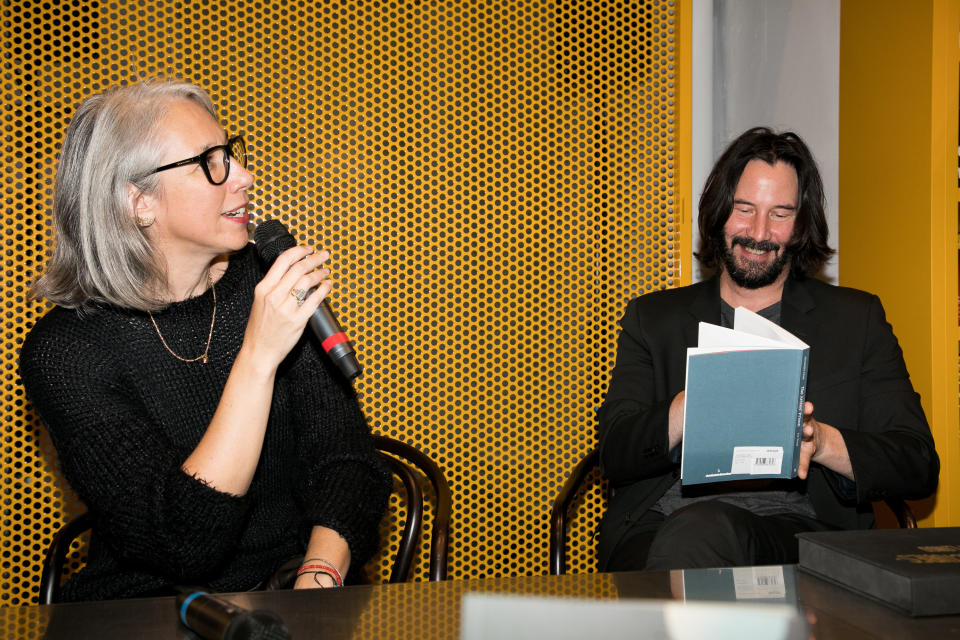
290, 288, 307, 306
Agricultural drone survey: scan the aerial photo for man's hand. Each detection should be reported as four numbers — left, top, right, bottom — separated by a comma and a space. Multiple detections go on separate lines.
668, 391, 685, 451
797, 401, 854, 481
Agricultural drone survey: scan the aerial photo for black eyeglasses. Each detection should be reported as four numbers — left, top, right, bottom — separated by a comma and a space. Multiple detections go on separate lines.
150, 135, 247, 186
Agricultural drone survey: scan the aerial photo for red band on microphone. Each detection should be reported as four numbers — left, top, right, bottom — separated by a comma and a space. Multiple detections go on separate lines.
321, 332, 350, 352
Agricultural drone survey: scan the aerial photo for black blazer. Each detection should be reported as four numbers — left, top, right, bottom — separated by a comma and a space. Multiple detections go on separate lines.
597, 276, 939, 569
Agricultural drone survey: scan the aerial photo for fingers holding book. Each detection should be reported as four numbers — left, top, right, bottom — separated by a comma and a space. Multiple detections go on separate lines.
798, 402, 854, 481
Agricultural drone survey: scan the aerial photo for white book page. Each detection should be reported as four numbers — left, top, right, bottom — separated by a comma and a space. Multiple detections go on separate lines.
688, 345, 783, 356
733, 307, 808, 348
697, 321, 794, 349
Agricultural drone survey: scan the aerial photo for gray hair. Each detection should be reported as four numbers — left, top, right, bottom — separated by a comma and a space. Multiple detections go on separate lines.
32, 80, 219, 311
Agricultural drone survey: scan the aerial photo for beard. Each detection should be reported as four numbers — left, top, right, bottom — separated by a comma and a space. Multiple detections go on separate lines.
718, 236, 791, 289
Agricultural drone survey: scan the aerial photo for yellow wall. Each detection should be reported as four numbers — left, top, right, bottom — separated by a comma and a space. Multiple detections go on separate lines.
839, 0, 960, 526
0, 1, 690, 605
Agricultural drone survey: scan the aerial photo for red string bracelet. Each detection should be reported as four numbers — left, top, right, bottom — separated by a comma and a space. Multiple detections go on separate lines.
297, 562, 343, 587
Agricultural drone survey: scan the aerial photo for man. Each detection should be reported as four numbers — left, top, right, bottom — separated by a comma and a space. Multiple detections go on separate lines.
597, 127, 939, 571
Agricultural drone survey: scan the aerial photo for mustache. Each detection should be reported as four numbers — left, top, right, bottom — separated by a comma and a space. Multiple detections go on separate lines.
731, 237, 781, 253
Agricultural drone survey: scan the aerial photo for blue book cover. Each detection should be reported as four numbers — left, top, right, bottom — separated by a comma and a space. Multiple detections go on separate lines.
681, 308, 809, 486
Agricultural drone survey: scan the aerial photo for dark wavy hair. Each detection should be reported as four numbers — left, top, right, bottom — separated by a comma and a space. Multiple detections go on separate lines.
696, 127, 834, 278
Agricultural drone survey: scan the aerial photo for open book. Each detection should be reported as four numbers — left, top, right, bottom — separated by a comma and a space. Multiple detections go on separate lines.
680, 307, 809, 485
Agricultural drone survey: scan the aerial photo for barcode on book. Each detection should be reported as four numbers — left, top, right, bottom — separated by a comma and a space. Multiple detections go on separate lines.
733, 566, 787, 599
731, 446, 783, 475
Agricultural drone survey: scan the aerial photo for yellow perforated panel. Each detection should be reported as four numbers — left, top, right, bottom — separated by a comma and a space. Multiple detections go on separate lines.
2, 0, 685, 605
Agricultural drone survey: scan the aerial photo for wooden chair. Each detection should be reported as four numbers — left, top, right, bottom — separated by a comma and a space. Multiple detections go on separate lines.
549, 447, 604, 576
39, 435, 451, 604
372, 434, 452, 583
38, 511, 94, 605
549, 446, 916, 576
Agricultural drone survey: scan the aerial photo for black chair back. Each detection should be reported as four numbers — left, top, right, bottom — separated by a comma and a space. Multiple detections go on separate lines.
39, 511, 92, 605
549, 447, 918, 577
373, 434, 452, 582
549, 447, 603, 576
38, 436, 452, 604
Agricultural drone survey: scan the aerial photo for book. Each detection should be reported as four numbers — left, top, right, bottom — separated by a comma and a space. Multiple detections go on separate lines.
680, 307, 809, 485
678, 565, 798, 605
797, 528, 960, 616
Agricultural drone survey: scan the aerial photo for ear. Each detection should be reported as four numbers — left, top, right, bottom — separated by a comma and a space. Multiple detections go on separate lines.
128, 183, 157, 228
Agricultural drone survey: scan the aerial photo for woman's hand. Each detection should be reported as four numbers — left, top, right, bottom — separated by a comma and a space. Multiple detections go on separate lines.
181, 246, 335, 496
241, 245, 332, 372
292, 527, 351, 590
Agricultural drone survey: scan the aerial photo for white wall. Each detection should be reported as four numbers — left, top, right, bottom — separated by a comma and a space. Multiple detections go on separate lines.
691, 0, 840, 283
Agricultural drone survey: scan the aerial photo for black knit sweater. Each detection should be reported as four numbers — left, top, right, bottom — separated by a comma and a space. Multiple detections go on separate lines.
19, 245, 391, 602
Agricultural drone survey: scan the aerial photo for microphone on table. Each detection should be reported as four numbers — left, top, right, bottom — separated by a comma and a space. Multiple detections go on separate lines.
254, 219, 362, 380
176, 591, 291, 640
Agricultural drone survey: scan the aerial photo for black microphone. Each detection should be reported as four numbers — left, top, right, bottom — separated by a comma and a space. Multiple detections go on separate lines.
176, 591, 291, 640
254, 219, 362, 379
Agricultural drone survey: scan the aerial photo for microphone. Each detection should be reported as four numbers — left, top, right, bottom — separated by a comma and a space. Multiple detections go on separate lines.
254, 219, 362, 379
176, 591, 291, 640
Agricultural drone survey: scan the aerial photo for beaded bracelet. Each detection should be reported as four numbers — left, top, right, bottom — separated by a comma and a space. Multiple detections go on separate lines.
302, 558, 343, 585
297, 560, 343, 587
296, 569, 340, 588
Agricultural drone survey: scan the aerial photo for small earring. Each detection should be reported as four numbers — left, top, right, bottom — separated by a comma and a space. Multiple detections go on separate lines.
136, 216, 154, 228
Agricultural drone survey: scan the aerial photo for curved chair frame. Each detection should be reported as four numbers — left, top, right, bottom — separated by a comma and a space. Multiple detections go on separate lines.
884, 497, 918, 529
373, 434, 452, 582
377, 452, 423, 583
549, 446, 917, 576
39, 436, 451, 604
39, 511, 93, 606
549, 447, 601, 576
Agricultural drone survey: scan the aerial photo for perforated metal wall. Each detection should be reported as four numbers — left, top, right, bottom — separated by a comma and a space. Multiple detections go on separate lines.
1, 0, 685, 606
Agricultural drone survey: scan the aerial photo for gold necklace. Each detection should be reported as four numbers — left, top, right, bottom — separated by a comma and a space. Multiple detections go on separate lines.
148, 276, 217, 364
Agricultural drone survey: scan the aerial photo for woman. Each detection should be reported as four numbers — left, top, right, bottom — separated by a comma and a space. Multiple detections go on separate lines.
19, 80, 391, 601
